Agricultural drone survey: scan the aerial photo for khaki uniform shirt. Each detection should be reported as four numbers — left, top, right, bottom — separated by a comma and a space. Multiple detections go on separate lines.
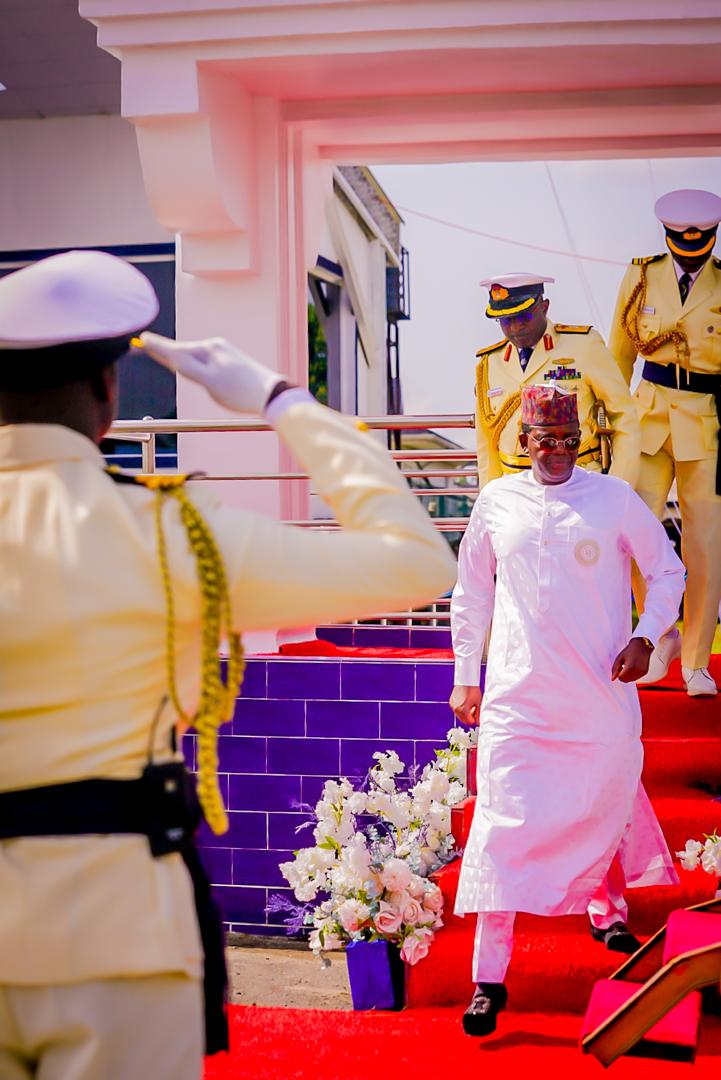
474, 322, 641, 490
0, 401, 455, 985
608, 253, 721, 460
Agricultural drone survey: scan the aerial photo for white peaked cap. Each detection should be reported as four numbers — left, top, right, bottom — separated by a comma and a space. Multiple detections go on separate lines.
478, 273, 555, 288
654, 189, 721, 231
0, 250, 159, 349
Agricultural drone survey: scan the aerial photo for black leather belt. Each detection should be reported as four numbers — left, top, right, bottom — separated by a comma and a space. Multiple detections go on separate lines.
642, 360, 721, 495
0, 767, 228, 1055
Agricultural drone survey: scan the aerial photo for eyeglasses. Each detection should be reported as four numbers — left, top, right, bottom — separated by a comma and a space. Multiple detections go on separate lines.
530, 433, 581, 452
530, 433, 582, 452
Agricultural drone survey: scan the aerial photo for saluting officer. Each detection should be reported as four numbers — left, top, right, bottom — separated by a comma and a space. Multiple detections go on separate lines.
0, 251, 455, 1080
474, 273, 640, 491
609, 189, 721, 697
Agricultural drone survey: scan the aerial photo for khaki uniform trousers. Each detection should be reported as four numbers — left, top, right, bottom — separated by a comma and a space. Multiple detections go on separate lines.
633, 437, 721, 669
0, 975, 203, 1080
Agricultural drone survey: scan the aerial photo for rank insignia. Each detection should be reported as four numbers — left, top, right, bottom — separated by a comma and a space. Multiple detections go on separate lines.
544, 365, 580, 381
543, 334, 553, 351
504, 343, 512, 362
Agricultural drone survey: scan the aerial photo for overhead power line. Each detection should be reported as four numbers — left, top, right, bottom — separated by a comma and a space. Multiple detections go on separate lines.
396, 205, 628, 267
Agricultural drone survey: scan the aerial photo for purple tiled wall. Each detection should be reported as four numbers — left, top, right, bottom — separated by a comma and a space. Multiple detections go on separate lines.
185, 652, 462, 935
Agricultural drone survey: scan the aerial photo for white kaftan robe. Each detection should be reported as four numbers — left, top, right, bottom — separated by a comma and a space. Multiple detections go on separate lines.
452, 467, 685, 917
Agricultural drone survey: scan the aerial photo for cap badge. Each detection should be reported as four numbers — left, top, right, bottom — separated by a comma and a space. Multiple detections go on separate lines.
683, 230, 702, 240
491, 285, 509, 301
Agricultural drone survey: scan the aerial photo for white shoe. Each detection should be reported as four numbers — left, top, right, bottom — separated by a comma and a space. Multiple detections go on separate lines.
636, 628, 681, 685
682, 666, 718, 697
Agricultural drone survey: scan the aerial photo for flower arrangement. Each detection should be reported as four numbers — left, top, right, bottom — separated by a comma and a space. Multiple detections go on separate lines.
676, 832, 721, 877
273, 727, 477, 966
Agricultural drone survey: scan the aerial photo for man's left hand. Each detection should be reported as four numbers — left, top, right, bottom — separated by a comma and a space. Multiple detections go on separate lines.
611, 637, 654, 683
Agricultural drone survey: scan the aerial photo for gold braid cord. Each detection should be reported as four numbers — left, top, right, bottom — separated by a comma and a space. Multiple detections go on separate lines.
622, 263, 690, 370
476, 355, 522, 451
152, 478, 244, 836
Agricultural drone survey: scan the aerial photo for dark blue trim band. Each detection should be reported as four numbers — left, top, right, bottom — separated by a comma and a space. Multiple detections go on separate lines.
0, 243, 175, 264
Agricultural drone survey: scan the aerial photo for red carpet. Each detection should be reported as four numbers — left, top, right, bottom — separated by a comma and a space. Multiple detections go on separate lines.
205, 655, 721, 1076
206, 1006, 721, 1078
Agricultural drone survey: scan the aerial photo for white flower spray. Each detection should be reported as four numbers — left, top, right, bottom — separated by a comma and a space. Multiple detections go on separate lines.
675, 831, 721, 879
275, 727, 477, 965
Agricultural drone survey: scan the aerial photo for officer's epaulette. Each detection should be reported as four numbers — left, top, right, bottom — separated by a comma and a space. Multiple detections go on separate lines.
475, 338, 507, 358
632, 254, 666, 266
554, 324, 592, 334
105, 466, 191, 489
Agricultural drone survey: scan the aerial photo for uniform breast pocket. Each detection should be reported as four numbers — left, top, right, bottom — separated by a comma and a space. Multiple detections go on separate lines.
566, 525, 604, 575
636, 314, 661, 342
704, 320, 721, 364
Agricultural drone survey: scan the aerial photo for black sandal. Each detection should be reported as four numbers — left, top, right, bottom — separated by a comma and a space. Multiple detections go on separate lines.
462, 982, 508, 1037
590, 921, 641, 954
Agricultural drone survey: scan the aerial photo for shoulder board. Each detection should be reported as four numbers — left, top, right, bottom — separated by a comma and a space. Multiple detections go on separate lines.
632, 254, 666, 266
105, 467, 191, 490
554, 324, 592, 334
475, 338, 507, 358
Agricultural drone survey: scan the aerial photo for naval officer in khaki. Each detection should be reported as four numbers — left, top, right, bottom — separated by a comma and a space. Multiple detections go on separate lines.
609, 188, 721, 697
474, 274, 640, 490
0, 251, 455, 1080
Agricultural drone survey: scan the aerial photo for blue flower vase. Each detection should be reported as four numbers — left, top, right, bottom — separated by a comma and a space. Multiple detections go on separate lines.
345, 939, 405, 1011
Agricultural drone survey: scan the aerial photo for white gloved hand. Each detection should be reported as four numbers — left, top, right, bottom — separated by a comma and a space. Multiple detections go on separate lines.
141, 332, 284, 415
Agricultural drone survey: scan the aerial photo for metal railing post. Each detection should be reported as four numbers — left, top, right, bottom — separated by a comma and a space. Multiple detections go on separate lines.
141, 416, 156, 474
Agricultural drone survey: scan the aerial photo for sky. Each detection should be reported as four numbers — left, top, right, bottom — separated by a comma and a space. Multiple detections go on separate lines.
372, 157, 721, 447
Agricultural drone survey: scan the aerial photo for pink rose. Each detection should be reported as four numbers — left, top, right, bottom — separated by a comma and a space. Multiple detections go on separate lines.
401, 928, 434, 966
422, 888, 444, 914
408, 877, 425, 900
401, 899, 425, 926
374, 901, 403, 937
336, 899, 370, 933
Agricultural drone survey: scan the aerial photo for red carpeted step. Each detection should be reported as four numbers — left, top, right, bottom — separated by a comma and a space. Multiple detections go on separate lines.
626, 870, 718, 933
642, 737, 721, 791
639, 657, 721, 737
407, 917, 631, 1011
649, 788, 721, 853
204, 1006, 721, 1080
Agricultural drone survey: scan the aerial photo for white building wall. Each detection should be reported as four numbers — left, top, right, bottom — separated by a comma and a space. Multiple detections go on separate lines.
0, 115, 173, 251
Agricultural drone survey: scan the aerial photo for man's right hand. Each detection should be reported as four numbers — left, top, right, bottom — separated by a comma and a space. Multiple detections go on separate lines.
449, 685, 482, 727
141, 333, 283, 415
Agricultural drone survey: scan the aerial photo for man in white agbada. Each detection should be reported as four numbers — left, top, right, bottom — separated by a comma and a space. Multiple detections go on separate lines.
450, 383, 685, 1037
